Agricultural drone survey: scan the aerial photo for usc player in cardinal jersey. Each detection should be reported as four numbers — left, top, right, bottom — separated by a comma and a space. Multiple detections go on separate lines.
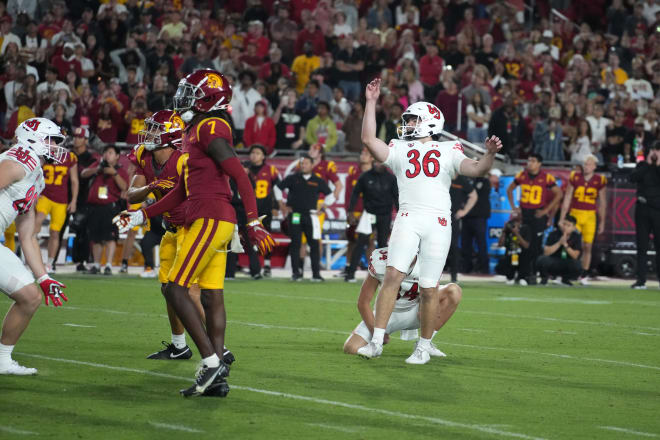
126, 110, 199, 361
559, 155, 607, 285
114, 69, 274, 397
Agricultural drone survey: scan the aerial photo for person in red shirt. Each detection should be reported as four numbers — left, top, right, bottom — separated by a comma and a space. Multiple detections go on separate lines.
419, 44, 444, 99
243, 101, 276, 154
294, 17, 326, 56
35, 151, 79, 273
243, 20, 270, 59
80, 145, 129, 275
506, 153, 562, 284
50, 43, 81, 81
114, 69, 273, 397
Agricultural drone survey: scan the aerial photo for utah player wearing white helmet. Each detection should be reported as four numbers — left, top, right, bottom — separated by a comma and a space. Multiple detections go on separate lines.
359, 78, 502, 364
343, 247, 462, 356
0, 117, 69, 375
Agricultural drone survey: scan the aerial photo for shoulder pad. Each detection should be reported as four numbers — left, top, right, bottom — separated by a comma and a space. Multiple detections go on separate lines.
196, 117, 232, 141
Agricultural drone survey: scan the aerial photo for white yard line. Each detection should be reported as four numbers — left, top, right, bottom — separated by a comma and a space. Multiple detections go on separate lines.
15, 352, 546, 440
634, 332, 660, 336
495, 297, 612, 305
599, 426, 659, 437
62, 323, 96, 328
149, 422, 204, 433
461, 310, 660, 332
0, 426, 38, 435
543, 330, 578, 335
306, 423, 361, 433
39, 305, 660, 371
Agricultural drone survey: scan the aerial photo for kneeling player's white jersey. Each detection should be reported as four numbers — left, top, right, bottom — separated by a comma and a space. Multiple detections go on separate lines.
384, 138, 468, 215
368, 248, 420, 311
0, 144, 44, 232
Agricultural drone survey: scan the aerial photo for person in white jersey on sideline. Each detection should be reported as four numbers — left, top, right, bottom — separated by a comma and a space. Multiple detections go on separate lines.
359, 78, 502, 364
0, 118, 69, 375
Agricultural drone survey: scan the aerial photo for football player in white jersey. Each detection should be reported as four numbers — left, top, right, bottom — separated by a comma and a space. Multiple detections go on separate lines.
0, 118, 69, 375
343, 247, 462, 356
359, 78, 502, 364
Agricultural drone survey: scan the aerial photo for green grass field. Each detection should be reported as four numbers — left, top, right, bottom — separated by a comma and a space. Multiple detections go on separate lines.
1, 275, 659, 440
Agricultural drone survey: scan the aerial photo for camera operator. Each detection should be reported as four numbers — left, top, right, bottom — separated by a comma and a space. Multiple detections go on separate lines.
630, 141, 660, 289
495, 211, 531, 284
80, 145, 128, 275
537, 216, 582, 286
277, 154, 331, 281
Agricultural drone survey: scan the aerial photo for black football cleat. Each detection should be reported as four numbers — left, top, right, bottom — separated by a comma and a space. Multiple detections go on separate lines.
147, 341, 193, 360
222, 348, 235, 366
180, 361, 229, 397
202, 376, 230, 397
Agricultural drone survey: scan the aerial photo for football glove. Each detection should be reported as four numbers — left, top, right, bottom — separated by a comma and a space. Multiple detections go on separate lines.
148, 179, 176, 193
37, 275, 68, 307
244, 216, 275, 255
113, 209, 146, 233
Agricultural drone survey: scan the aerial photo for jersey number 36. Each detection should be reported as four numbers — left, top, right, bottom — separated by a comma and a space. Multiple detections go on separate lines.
406, 149, 441, 178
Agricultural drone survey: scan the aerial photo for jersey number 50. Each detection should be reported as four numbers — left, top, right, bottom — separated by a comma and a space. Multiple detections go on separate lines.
406, 149, 441, 178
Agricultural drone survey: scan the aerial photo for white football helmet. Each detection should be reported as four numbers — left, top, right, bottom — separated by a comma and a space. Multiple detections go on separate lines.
15, 117, 67, 163
397, 102, 445, 140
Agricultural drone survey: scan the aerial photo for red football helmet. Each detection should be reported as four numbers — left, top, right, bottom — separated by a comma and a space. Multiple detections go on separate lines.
138, 110, 184, 150
173, 69, 232, 122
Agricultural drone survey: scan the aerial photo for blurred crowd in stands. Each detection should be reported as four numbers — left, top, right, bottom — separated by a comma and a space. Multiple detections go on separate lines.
0, 0, 658, 164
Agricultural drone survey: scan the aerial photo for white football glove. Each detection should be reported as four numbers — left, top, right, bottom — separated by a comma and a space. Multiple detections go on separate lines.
112, 209, 146, 233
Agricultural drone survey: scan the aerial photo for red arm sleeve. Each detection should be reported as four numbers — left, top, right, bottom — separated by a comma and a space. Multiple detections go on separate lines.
221, 156, 259, 221
144, 177, 186, 218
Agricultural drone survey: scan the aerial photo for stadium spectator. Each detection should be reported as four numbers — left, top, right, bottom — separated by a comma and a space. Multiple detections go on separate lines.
466, 91, 490, 145
419, 43, 443, 99
495, 212, 531, 284
335, 33, 364, 101
488, 96, 527, 160
537, 216, 582, 286
80, 145, 128, 275
329, 87, 351, 127
294, 17, 325, 56
278, 155, 331, 282
273, 88, 306, 150
305, 101, 337, 152
180, 41, 214, 75
243, 101, 276, 154
367, 0, 393, 29
532, 106, 564, 162
434, 79, 459, 133
292, 42, 321, 95
342, 101, 365, 153
568, 120, 595, 164
231, 70, 262, 145
604, 108, 632, 164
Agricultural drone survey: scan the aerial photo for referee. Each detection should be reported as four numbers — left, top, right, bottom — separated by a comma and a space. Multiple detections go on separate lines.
278, 155, 331, 281
344, 159, 398, 282
630, 141, 660, 289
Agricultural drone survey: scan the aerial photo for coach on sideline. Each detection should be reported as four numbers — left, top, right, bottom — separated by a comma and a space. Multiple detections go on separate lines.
278, 154, 331, 282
